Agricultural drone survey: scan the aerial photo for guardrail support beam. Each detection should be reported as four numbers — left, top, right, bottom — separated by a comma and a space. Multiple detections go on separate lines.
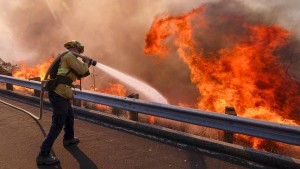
29, 77, 41, 97
127, 93, 139, 121
5, 73, 13, 91
73, 85, 82, 107
224, 106, 237, 143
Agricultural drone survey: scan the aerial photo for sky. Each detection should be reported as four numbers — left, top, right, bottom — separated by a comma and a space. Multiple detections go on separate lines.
0, 0, 299, 104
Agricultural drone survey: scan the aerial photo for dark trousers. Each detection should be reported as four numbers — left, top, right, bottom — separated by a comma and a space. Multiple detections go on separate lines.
40, 91, 74, 156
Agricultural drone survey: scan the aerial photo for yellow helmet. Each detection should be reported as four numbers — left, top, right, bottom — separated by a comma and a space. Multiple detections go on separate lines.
64, 40, 84, 53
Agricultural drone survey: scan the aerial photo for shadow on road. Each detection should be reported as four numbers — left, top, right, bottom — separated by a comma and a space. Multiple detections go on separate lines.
65, 145, 98, 169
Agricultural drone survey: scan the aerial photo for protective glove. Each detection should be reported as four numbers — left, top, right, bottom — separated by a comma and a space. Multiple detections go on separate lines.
82, 56, 92, 67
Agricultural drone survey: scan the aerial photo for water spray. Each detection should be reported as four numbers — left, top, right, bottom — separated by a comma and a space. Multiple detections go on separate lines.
96, 63, 169, 104
71, 52, 168, 104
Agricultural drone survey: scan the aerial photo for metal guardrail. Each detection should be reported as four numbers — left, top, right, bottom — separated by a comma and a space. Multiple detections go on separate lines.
1, 74, 300, 146
0, 75, 41, 90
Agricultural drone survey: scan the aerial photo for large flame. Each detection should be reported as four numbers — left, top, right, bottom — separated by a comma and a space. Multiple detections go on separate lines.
12, 57, 54, 91
13, 57, 54, 80
144, 6, 300, 150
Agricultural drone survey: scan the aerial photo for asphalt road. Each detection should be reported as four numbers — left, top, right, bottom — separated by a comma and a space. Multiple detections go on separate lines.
0, 95, 270, 169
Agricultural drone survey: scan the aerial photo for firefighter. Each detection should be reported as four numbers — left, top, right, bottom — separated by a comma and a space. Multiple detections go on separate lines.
36, 40, 92, 165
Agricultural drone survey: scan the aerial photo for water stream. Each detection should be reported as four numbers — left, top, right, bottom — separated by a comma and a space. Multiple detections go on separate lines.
96, 63, 168, 104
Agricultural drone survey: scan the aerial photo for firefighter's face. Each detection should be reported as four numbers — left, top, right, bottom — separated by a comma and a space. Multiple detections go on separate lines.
69, 47, 80, 54
74, 47, 81, 54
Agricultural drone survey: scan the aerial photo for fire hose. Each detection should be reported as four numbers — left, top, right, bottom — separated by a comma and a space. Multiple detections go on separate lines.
0, 99, 41, 120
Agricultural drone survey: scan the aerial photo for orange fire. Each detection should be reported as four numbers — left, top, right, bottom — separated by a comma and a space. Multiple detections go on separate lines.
93, 83, 126, 96
144, 6, 300, 150
91, 83, 126, 109
12, 57, 54, 91
13, 57, 54, 80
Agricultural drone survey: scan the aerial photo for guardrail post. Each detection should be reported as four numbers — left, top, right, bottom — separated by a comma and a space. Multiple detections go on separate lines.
224, 106, 237, 143
29, 77, 41, 97
5, 73, 13, 91
112, 106, 120, 116
127, 93, 139, 121
73, 85, 82, 107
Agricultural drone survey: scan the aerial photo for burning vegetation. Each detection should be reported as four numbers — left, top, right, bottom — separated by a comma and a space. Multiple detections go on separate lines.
144, 3, 300, 152
0, 57, 18, 75
12, 57, 54, 80
90, 83, 126, 110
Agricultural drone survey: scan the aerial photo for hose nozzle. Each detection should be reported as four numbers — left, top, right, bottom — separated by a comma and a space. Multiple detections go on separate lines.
91, 60, 97, 66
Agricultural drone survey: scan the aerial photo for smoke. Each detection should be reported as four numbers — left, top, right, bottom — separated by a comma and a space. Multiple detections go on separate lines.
237, 0, 300, 80
1, 0, 300, 104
